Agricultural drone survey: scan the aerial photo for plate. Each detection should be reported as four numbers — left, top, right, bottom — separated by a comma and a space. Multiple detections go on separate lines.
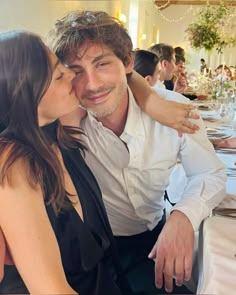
198, 105, 211, 111
215, 148, 236, 154
208, 133, 231, 139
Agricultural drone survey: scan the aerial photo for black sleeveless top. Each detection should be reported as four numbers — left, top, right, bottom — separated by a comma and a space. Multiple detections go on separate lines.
0, 122, 124, 295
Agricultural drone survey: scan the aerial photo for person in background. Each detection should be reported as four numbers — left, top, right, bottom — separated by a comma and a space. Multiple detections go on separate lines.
165, 45, 186, 92
164, 55, 187, 92
225, 66, 233, 81
174, 46, 185, 58
133, 49, 160, 87
149, 43, 187, 93
200, 58, 207, 74
48, 10, 226, 295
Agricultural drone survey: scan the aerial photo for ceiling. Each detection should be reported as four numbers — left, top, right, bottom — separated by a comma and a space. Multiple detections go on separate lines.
154, 0, 236, 10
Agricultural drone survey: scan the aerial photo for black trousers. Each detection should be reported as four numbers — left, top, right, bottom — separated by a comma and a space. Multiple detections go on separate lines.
114, 213, 193, 295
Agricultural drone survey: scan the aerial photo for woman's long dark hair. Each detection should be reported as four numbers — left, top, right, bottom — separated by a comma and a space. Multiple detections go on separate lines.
0, 31, 84, 214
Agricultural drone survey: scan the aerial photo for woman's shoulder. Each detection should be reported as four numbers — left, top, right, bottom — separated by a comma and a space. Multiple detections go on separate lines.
0, 140, 37, 188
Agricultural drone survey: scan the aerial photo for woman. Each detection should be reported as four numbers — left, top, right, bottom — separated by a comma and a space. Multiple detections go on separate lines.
0, 30, 125, 295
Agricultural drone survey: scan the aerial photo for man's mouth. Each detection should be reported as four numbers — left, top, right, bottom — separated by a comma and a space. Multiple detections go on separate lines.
85, 89, 112, 104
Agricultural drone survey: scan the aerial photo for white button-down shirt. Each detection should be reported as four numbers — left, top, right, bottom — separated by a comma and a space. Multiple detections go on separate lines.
81, 88, 226, 236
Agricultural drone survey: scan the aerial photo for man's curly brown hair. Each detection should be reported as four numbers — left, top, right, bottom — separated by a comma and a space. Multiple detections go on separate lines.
47, 10, 133, 66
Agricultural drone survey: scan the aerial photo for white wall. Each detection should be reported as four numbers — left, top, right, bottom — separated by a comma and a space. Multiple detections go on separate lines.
0, 0, 235, 72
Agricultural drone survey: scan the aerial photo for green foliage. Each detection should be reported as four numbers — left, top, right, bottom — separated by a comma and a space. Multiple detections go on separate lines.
185, 4, 236, 53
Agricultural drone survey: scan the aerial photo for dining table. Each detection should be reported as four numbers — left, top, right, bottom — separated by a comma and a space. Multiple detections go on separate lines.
193, 100, 236, 295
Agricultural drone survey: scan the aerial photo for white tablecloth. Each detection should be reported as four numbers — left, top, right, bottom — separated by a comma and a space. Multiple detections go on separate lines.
197, 194, 236, 294
196, 106, 236, 294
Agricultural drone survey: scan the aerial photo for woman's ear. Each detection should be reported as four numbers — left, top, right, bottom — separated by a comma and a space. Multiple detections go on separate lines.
145, 75, 153, 86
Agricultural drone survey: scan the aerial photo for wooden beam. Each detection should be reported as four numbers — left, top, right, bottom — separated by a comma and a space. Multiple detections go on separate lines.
155, 0, 236, 9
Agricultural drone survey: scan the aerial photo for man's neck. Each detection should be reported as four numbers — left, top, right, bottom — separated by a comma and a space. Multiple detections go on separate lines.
97, 95, 129, 137
159, 72, 165, 82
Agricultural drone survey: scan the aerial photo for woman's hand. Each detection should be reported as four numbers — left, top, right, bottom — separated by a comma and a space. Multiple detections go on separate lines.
128, 71, 199, 134
153, 99, 199, 134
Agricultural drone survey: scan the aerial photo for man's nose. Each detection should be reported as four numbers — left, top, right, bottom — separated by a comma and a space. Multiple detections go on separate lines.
84, 70, 103, 90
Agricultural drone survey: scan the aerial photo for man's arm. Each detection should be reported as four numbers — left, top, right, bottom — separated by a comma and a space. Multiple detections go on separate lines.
149, 210, 194, 293
128, 71, 200, 134
149, 112, 226, 292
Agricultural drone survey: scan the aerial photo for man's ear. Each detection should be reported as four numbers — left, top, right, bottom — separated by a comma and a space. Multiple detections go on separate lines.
161, 60, 166, 68
125, 53, 134, 74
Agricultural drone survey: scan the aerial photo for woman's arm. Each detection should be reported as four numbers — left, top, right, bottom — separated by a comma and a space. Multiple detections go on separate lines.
0, 227, 5, 281
0, 159, 77, 294
210, 137, 236, 149
129, 71, 199, 134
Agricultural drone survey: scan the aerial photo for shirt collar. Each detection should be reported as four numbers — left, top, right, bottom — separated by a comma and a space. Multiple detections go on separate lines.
120, 87, 145, 141
85, 87, 145, 140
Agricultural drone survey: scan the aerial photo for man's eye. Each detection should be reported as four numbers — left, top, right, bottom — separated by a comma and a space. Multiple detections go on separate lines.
74, 70, 83, 76
98, 62, 109, 67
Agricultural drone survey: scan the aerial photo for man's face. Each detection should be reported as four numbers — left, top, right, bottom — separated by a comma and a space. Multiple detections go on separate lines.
159, 54, 175, 81
175, 60, 185, 75
68, 42, 133, 119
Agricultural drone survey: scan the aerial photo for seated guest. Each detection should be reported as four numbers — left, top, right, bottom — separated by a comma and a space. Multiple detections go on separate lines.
134, 49, 160, 87
164, 55, 187, 91
174, 46, 185, 57
200, 58, 208, 74
149, 43, 187, 93
49, 10, 226, 295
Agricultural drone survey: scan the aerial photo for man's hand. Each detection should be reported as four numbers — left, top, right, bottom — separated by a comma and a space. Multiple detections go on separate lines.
174, 75, 188, 94
148, 210, 194, 293
0, 227, 6, 281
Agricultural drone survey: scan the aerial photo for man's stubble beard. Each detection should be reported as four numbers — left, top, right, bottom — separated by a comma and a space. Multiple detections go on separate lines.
80, 80, 128, 119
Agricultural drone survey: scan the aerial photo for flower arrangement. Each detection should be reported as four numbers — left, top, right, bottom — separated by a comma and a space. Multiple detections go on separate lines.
185, 3, 236, 53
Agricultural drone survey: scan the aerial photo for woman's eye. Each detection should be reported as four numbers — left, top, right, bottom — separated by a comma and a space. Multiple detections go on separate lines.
56, 73, 63, 80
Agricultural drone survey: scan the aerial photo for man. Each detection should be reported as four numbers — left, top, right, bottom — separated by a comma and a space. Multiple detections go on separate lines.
149, 43, 187, 93
133, 49, 193, 207
47, 10, 226, 295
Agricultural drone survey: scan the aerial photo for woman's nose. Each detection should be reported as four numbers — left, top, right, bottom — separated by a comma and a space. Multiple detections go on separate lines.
67, 68, 76, 81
